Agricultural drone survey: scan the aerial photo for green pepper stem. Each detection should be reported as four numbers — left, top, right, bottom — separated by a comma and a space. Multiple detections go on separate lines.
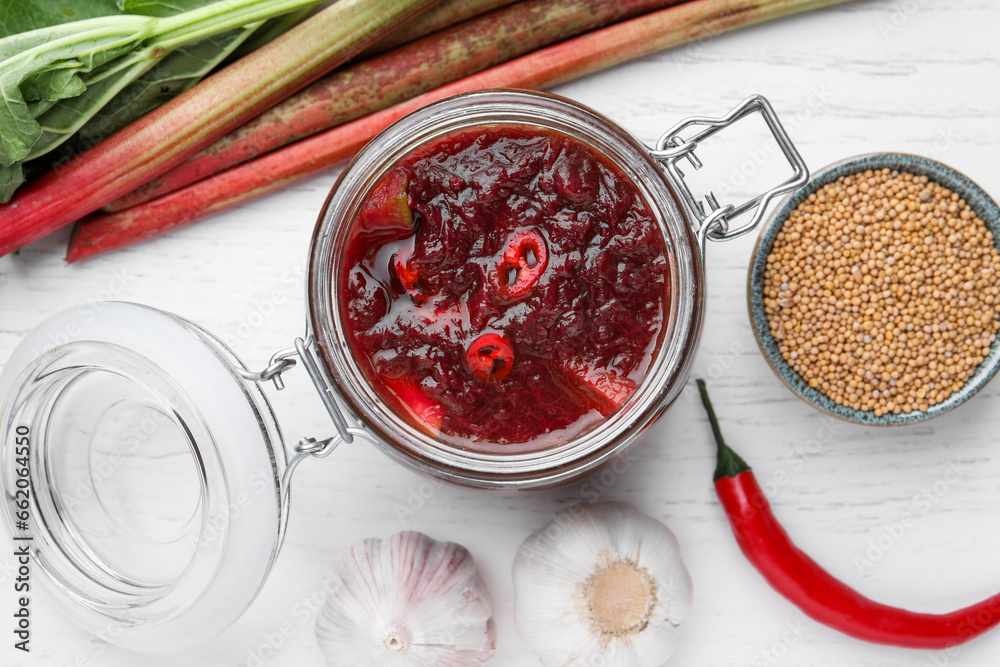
696, 379, 751, 480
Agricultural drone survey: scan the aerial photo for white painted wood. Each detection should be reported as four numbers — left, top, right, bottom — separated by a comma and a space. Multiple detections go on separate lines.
2, 1, 999, 664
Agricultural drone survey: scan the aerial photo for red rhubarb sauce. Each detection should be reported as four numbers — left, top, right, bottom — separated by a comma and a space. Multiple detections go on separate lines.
340, 125, 670, 450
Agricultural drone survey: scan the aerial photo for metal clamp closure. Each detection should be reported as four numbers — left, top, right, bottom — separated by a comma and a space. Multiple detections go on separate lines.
241, 336, 354, 444
240, 336, 354, 444
651, 94, 809, 245
280, 433, 341, 505
242, 335, 363, 499
239, 346, 298, 390
293, 336, 354, 444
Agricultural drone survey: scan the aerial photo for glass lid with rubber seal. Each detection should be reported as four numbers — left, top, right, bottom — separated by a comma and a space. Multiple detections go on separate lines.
0, 302, 288, 652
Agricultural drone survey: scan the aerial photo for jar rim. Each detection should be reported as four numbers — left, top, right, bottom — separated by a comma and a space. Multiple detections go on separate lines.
307, 89, 705, 489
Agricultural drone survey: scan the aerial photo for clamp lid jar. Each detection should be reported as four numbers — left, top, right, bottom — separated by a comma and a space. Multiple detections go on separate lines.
306, 89, 808, 489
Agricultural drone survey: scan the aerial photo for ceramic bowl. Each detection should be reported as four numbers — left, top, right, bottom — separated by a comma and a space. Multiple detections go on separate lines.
748, 152, 1000, 425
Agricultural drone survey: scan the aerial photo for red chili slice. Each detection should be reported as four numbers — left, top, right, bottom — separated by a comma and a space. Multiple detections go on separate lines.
381, 375, 444, 435
393, 246, 426, 303
554, 358, 637, 416
496, 229, 548, 301
466, 333, 514, 382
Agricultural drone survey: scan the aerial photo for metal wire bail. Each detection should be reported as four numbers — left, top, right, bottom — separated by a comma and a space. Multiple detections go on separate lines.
239, 346, 298, 390
240, 336, 355, 443
650, 94, 809, 245
240, 335, 367, 498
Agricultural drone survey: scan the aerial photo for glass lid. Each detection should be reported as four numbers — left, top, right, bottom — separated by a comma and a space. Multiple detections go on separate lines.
0, 302, 287, 651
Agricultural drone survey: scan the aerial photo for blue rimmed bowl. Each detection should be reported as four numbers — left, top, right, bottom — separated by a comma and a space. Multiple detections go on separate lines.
748, 152, 1000, 425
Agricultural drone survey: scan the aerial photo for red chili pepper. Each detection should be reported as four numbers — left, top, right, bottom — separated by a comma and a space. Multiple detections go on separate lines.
466, 332, 514, 382
496, 229, 548, 301
553, 357, 636, 416
393, 246, 426, 304
381, 374, 444, 435
696, 379, 1000, 650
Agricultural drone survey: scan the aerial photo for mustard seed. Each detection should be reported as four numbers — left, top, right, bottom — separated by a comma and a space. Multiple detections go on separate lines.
763, 169, 1000, 415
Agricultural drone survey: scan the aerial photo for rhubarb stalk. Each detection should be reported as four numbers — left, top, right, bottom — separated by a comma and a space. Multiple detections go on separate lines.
67, 0, 852, 262
0, 0, 442, 257
364, 0, 521, 56
106, 0, 687, 212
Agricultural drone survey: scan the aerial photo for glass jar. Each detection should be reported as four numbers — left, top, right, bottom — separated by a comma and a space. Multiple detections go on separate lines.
0, 90, 807, 650
308, 89, 807, 488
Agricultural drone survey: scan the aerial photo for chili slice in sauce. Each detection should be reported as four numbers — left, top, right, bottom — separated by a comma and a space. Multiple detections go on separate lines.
697, 379, 1000, 649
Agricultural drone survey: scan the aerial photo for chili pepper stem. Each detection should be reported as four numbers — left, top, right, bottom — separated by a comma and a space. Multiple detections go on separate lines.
695, 379, 751, 480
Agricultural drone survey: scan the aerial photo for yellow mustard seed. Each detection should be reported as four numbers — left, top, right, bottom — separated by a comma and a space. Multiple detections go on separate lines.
763, 169, 1000, 415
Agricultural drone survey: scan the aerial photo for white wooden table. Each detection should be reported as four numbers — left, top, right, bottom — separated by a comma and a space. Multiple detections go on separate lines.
3, 1, 1000, 665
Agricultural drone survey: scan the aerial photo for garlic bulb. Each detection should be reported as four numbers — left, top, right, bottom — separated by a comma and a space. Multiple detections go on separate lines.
316, 531, 496, 666
513, 502, 693, 667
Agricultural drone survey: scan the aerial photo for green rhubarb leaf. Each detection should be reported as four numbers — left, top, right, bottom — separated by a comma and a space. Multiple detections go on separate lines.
19, 1, 248, 166
0, 73, 44, 166
30, 2, 308, 172
120, 0, 230, 18
0, 21, 160, 198
0, 0, 318, 202
27, 99, 59, 118
0, 23, 149, 160
0, 0, 123, 39
30, 55, 155, 161
0, 161, 23, 202
0, 24, 107, 64
72, 27, 255, 147
38, 24, 257, 173
2, 40, 147, 163
22, 67, 88, 103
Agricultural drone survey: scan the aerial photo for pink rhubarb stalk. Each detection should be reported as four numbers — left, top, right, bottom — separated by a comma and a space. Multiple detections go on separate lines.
105, 0, 687, 212
0, 0, 442, 257
364, 0, 520, 56
67, 0, 852, 262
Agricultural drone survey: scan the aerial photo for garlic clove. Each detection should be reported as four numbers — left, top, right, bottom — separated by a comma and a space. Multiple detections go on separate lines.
513, 502, 693, 667
317, 531, 495, 666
